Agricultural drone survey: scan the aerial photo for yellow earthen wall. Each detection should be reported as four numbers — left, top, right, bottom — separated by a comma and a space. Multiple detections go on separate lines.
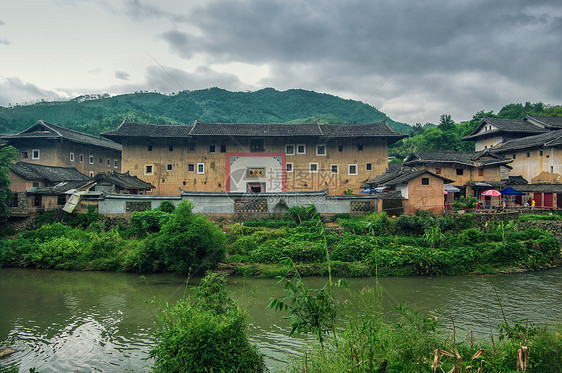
14, 140, 121, 175
506, 148, 561, 184
121, 137, 390, 195
402, 174, 445, 215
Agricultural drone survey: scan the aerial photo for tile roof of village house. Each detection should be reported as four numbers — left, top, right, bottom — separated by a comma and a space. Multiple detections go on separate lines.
101, 120, 407, 142
88, 171, 155, 190
490, 129, 562, 153
2, 120, 122, 151
362, 167, 454, 188
461, 117, 547, 141
9, 162, 90, 182
403, 151, 513, 168
524, 115, 562, 129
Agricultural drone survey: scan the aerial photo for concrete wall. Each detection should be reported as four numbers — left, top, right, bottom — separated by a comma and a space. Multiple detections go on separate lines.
98, 192, 388, 216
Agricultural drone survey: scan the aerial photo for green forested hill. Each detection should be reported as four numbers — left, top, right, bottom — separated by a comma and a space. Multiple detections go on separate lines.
0, 88, 411, 135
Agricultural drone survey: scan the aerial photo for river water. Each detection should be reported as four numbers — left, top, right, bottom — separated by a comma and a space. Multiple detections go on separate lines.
0, 268, 560, 372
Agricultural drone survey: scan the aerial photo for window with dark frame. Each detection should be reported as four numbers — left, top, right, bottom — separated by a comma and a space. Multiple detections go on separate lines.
145, 165, 153, 174
338, 145, 343, 152
421, 177, 430, 185
250, 139, 264, 152
348, 164, 357, 175
188, 143, 196, 152
188, 164, 195, 172
209, 145, 216, 153
169, 145, 174, 152
148, 144, 153, 152
366, 163, 372, 171
357, 144, 363, 151
220, 144, 227, 153
456, 168, 464, 175
286, 163, 293, 172
57, 195, 67, 206
331, 164, 338, 174
167, 163, 173, 171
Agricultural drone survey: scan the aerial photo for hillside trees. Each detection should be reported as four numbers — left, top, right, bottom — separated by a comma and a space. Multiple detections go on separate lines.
0, 146, 18, 222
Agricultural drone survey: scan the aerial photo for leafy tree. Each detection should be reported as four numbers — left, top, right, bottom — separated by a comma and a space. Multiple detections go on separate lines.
155, 201, 226, 274
0, 146, 18, 223
437, 114, 455, 132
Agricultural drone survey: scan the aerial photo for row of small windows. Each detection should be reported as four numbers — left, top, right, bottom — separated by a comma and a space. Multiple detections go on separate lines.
144, 162, 371, 176
21, 150, 40, 159
69, 153, 118, 168
285, 163, 364, 175
145, 143, 365, 155
145, 163, 205, 175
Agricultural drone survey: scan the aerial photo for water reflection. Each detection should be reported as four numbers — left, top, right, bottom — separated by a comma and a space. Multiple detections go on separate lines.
0, 268, 560, 371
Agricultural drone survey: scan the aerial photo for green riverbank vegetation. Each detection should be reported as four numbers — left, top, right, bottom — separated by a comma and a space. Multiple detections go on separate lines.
0, 203, 560, 277
268, 272, 562, 372
150, 272, 265, 373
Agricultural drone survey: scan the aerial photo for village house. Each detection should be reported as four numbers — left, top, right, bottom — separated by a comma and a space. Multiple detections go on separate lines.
402, 151, 513, 200
85, 171, 155, 195
9, 162, 90, 216
489, 129, 562, 184
362, 168, 454, 215
101, 120, 407, 195
461, 117, 548, 151
1, 120, 122, 177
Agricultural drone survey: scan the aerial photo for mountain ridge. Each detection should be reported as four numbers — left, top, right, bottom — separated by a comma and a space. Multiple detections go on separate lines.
0, 88, 412, 135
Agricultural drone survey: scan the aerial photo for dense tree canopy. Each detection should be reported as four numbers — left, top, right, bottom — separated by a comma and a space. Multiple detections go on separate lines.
0, 146, 18, 222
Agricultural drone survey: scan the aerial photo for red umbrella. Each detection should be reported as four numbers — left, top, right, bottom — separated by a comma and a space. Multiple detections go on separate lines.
482, 189, 501, 197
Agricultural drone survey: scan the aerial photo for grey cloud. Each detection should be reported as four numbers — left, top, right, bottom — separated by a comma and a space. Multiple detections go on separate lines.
115, 70, 130, 80
0, 78, 67, 109
0, 20, 4, 26
108, 64, 252, 95
0, 39, 9, 45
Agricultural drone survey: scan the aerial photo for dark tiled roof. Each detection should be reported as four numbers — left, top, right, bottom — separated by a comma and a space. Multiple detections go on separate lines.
363, 167, 454, 187
404, 150, 512, 167
101, 120, 407, 142
101, 121, 193, 141
320, 123, 406, 140
9, 162, 90, 182
190, 121, 323, 136
3, 120, 122, 151
509, 184, 562, 193
90, 171, 154, 190
491, 129, 562, 153
28, 180, 88, 195
525, 115, 562, 129
462, 117, 547, 140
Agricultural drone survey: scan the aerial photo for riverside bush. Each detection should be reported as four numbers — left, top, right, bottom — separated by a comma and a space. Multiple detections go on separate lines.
151, 273, 265, 373
130, 209, 171, 238
155, 201, 226, 274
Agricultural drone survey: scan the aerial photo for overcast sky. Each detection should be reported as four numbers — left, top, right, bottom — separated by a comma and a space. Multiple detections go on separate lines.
1, 0, 561, 125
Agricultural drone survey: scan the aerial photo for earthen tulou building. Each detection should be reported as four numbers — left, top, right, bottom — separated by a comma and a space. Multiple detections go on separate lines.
101, 120, 407, 196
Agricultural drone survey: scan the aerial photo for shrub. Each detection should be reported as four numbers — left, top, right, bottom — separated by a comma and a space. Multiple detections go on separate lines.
130, 209, 171, 238
151, 272, 265, 373
121, 238, 163, 273
156, 201, 226, 274
288, 204, 318, 224
331, 234, 373, 262
156, 200, 176, 213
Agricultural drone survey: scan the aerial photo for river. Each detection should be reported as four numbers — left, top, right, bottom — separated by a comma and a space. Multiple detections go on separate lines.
0, 268, 560, 372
